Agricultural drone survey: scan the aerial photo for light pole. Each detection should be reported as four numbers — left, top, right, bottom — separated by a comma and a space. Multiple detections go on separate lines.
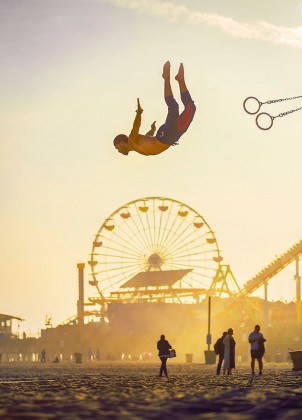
207, 296, 212, 351
77, 263, 85, 326
204, 295, 216, 364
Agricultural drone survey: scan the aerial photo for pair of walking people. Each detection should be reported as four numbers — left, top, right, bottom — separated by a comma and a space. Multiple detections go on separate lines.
214, 325, 266, 375
157, 330, 235, 377
214, 328, 236, 375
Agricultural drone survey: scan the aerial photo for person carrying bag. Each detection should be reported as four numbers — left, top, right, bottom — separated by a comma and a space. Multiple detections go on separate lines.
157, 334, 173, 377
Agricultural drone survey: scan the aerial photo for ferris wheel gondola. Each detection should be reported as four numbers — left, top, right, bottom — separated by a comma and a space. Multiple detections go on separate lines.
88, 197, 223, 303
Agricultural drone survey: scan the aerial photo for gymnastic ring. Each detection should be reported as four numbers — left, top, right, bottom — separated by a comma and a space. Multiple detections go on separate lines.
255, 112, 273, 131
243, 96, 261, 115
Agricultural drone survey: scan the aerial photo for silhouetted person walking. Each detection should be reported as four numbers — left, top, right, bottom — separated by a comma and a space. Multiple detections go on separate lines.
214, 331, 227, 375
157, 334, 172, 377
249, 324, 266, 375
223, 328, 236, 375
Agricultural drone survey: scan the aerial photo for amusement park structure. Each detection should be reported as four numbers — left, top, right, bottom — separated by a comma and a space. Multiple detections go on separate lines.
72, 197, 302, 326
87, 197, 224, 306
1, 196, 301, 363
239, 239, 302, 298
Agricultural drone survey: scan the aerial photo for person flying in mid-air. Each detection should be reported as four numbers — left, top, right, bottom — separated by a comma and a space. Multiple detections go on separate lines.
113, 61, 196, 156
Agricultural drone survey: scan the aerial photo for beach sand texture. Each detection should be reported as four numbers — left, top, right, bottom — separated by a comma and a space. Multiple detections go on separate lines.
0, 362, 302, 419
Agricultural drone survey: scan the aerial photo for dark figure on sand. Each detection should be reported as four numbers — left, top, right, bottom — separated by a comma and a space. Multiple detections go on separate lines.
214, 331, 227, 375
223, 328, 236, 375
157, 334, 172, 377
249, 324, 266, 375
41, 349, 46, 363
114, 61, 196, 156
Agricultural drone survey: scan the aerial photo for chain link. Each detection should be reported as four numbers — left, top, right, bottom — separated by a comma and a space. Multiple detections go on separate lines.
244, 95, 302, 129
275, 106, 302, 118
265, 95, 302, 105
263, 95, 302, 119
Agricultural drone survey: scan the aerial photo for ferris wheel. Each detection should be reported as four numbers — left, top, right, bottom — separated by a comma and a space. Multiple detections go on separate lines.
88, 197, 223, 303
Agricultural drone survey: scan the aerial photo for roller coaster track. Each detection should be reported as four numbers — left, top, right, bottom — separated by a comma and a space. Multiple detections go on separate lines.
238, 239, 302, 297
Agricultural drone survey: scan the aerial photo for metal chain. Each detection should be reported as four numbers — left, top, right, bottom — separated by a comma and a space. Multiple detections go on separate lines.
275, 106, 302, 119
264, 95, 302, 105
244, 95, 302, 129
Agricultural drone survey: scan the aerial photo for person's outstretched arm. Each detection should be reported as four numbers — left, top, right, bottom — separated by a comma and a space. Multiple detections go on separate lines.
128, 98, 143, 147
145, 121, 156, 136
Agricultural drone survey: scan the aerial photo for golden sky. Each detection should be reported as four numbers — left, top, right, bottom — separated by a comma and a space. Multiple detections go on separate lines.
1, 0, 302, 334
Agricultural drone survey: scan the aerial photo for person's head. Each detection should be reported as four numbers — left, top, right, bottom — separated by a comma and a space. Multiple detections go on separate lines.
227, 328, 233, 335
222, 331, 227, 337
160, 334, 165, 340
113, 134, 129, 156
255, 325, 260, 332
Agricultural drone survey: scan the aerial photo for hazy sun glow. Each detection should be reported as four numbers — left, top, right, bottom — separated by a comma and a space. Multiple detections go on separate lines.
1, 0, 302, 334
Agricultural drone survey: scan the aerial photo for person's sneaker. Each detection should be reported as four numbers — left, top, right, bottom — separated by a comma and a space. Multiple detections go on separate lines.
259, 372, 262, 376
251, 372, 255, 375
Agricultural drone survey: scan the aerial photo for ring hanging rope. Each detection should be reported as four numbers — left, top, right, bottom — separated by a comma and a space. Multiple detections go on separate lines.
243, 95, 302, 130
256, 113, 274, 131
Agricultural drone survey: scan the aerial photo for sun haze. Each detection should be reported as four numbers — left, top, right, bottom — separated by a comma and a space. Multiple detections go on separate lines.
1, 0, 302, 334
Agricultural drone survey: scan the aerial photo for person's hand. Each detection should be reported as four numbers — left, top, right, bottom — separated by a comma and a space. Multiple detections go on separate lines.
151, 121, 156, 130
136, 98, 143, 114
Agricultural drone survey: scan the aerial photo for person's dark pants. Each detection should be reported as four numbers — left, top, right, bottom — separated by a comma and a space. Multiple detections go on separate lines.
216, 354, 224, 375
159, 356, 168, 377
156, 91, 196, 145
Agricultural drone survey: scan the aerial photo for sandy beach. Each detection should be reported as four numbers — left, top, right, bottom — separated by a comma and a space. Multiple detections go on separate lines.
0, 362, 302, 419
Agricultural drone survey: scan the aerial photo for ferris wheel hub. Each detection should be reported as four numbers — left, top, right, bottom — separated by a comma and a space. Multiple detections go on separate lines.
148, 253, 163, 270
90, 197, 221, 302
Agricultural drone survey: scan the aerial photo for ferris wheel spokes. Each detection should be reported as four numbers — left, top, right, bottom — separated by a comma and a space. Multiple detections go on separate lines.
157, 202, 175, 251
92, 261, 145, 279
94, 264, 146, 293
162, 219, 202, 254
107, 215, 153, 254
165, 230, 212, 258
89, 197, 222, 301
134, 201, 156, 250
